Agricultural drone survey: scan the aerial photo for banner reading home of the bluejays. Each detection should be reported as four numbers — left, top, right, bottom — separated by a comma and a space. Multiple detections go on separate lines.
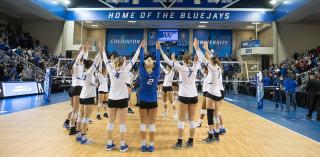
106, 29, 143, 56
67, 10, 274, 22
193, 29, 232, 57
44, 68, 52, 103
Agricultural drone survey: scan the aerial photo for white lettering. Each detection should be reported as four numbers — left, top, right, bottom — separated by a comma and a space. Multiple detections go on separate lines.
180, 12, 185, 18
115, 12, 120, 18
140, 12, 145, 18
170, 12, 175, 19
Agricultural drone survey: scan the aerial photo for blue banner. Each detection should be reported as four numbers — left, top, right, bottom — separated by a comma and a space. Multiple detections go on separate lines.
44, 68, 52, 103
106, 29, 143, 56
193, 29, 232, 57
241, 40, 261, 48
67, 10, 274, 22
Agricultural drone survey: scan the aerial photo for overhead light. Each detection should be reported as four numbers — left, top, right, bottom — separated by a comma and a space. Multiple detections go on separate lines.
91, 24, 99, 27
85, 21, 93, 24
270, 0, 277, 5
198, 25, 206, 28
52, 0, 58, 4
283, 0, 291, 4
128, 21, 137, 23
200, 21, 208, 24
252, 22, 261, 25
63, 0, 71, 5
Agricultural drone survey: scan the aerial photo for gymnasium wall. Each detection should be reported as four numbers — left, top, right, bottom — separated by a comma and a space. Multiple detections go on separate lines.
258, 27, 273, 47
22, 19, 64, 56
276, 22, 320, 62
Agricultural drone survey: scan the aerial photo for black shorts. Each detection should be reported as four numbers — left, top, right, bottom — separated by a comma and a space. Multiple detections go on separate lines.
98, 91, 108, 94
108, 98, 128, 109
158, 81, 164, 85
139, 101, 158, 109
71, 86, 82, 96
68, 87, 73, 97
207, 90, 225, 101
172, 82, 179, 87
162, 86, 173, 92
203, 91, 208, 97
178, 96, 198, 104
80, 97, 95, 105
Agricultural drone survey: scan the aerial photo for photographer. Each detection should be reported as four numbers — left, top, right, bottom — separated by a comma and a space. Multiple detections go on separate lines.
305, 72, 320, 121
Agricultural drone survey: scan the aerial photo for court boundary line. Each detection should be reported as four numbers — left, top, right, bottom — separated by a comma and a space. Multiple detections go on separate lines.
225, 100, 320, 145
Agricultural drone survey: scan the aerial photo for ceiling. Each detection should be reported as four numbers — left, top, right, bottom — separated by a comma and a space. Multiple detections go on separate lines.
0, 0, 62, 20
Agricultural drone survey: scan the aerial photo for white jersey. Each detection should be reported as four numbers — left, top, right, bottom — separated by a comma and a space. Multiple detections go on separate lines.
160, 64, 174, 87
72, 51, 88, 87
102, 46, 141, 100
196, 49, 224, 97
162, 53, 201, 97
98, 73, 109, 92
79, 53, 101, 99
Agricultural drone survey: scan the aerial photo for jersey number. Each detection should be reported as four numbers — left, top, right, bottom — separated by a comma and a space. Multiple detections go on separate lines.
81, 75, 87, 81
147, 79, 154, 85
114, 72, 120, 79
188, 69, 193, 77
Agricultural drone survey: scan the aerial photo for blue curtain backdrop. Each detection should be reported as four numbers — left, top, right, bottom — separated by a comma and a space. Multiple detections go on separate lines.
106, 29, 144, 57
193, 29, 232, 57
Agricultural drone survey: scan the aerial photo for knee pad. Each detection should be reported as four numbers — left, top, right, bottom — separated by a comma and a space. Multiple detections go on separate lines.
149, 124, 156, 132
213, 116, 220, 124
107, 123, 114, 131
177, 120, 185, 129
82, 118, 90, 124
140, 124, 147, 132
200, 109, 207, 115
71, 112, 78, 119
207, 109, 214, 125
98, 103, 103, 107
119, 124, 126, 133
76, 116, 82, 123
189, 121, 197, 129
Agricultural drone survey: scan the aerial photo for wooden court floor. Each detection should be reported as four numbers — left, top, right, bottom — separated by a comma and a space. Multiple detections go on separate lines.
0, 94, 319, 157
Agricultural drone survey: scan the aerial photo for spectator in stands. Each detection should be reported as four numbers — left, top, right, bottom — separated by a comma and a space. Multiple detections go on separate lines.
263, 72, 272, 86
272, 74, 282, 110
280, 63, 287, 77
284, 72, 298, 112
305, 72, 320, 121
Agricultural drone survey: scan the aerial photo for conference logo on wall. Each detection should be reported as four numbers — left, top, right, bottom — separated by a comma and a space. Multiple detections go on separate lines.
193, 29, 232, 57
148, 30, 158, 46
107, 29, 144, 56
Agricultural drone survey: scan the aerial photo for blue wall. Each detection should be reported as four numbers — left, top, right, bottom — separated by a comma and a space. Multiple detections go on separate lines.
106, 29, 143, 56
193, 29, 232, 57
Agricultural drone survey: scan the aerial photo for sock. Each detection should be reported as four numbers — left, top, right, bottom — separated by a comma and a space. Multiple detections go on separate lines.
220, 125, 224, 129
215, 129, 219, 133
209, 133, 213, 139
188, 137, 194, 143
177, 138, 183, 144
97, 112, 100, 115
150, 141, 154, 146
107, 140, 112, 145
120, 141, 125, 146
198, 119, 203, 124
141, 140, 146, 146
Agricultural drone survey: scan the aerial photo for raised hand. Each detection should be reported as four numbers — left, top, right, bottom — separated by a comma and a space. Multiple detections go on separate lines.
193, 38, 199, 50
203, 41, 209, 50
79, 45, 83, 51
171, 52, 176, 61
156, 41, 161, 49
194, 54, 199, 62
98, 41, 104, 54
140, 40, 145, 48
83, 42, 91, 53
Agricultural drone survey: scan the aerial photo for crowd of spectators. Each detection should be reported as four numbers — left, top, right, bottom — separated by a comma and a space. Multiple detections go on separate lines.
0, 24, 63, 81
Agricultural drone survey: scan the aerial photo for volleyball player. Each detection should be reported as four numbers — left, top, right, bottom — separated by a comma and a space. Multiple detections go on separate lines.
160, 62, 177, 118
76, 43, 103, 144
197, 66, 209, 127
96, 63, 109, 120
138, 41, 160, 152
159, 44, 200, 149
127, 69, 135, 114
103, 41, 143, 152
63, 64, 76, 129
194, 39, 224, 142
69, 45, 88, 135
